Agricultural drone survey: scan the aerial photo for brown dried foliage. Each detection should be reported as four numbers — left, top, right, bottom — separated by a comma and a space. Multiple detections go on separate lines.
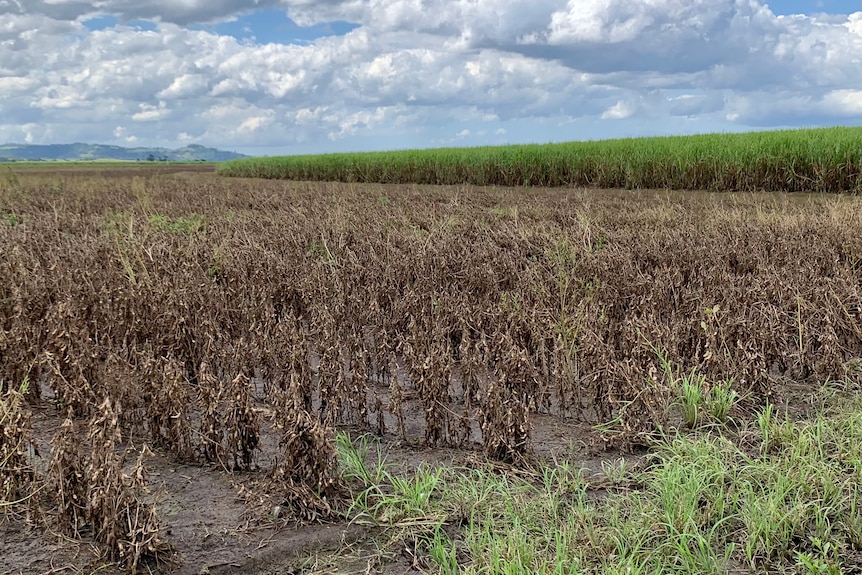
268, 390, 341, 521
49, 416, 87, 534
1, 170, 860, 522
193, 362, 261, 470
0, 383, 38, 519
84, 399, 172, 572
47, 401, 172, 572
223, 372, 261, 471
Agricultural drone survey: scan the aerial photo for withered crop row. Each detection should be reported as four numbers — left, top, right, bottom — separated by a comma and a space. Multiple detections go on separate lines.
1, 170, 861, 569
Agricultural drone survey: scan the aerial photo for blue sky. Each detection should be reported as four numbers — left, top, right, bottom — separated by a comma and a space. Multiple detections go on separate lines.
2, 1, 860, 156
82, 11, 359, 45
769, 0, 858, 15
198, 11, 359, 45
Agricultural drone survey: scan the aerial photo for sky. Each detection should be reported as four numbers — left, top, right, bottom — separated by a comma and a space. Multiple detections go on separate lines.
1, 1, 860, 156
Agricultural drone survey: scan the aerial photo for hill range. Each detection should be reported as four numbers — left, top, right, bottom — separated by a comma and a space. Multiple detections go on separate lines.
0, 143, 247, 162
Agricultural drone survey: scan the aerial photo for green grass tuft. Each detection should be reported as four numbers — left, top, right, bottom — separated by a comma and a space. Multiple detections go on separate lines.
336, 388, 862, 573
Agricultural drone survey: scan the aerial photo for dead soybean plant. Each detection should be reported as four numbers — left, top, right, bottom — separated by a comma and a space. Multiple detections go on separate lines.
345, 330, 371, 427
195, 363, 261, 471
0, 381, 39, 521
480, 335, 536, 463
85, 398, 172, 572
285, 322, 315, 412
267, 393, 341, 522
223, 372, 261, 472
260, 315, 314, 410
144, 357, 194, 461
196, 361, 224, 466
420, 341, 456, 447
2, 171, 862, 545
49, 417, 87, 535
453, 327, 482, 447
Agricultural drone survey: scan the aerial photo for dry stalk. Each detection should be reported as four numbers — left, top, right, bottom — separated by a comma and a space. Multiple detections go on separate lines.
84, 398, 172, 573
268, 394, 341, 522
0, 381, 39, 521
223, 372, 260, 471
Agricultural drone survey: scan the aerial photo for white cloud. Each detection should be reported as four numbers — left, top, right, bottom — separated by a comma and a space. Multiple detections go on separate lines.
723, 88, 862, 125
22, 125, 35, 144
0, 1, 858, 152
157, 74, 210, 99
822, 90, 862, 115
237, 114, 274, 133
667, 93, 724, 117
601, 100, 634, 120
132, 102, 170, 121
0, 76, 35, 92
1, 0, 285, 25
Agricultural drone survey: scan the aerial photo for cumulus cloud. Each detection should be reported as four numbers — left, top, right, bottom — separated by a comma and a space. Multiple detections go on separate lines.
0, 0, 858, 152
157, 74, 211, 100
0, 0, 284, 25
601, 101, 634, 120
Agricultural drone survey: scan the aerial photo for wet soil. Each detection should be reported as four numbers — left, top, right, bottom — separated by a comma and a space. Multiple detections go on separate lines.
1, 379, 622, 575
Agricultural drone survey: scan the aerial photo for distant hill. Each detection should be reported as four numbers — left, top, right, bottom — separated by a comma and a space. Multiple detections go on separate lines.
0, 143, 248, 162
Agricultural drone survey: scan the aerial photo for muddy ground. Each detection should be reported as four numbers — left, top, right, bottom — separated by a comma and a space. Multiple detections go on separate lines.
4, 374, 821, 574
2, 375, 621, 575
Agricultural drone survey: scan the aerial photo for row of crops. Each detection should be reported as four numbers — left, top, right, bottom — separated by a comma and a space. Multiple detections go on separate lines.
218, 127, 861, 192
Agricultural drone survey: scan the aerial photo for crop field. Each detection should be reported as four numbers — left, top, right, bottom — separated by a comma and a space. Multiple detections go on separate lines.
1, 164, 862, 574
0, 162, 215, 176
218, 127, 861, 193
